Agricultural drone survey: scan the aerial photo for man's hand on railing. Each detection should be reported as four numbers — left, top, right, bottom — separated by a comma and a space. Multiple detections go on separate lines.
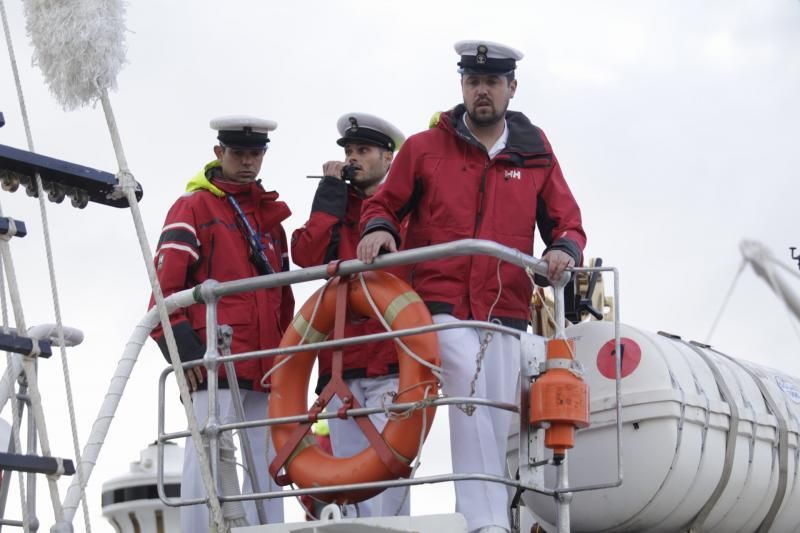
185, 367, 204, 392
542, 249, 575, 284
357, 230, 397, 264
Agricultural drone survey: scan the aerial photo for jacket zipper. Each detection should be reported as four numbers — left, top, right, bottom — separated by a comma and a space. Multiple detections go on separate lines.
473, 160, 491, 237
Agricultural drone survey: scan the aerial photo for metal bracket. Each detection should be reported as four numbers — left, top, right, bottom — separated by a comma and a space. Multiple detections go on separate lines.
217, 324, 233, 353
0, 452, 74, 476
0, 333, 51, 358
520, 333, 546, 379
518, 333, 547, 490
0, 217, 26, 238
0, 143, 144, 208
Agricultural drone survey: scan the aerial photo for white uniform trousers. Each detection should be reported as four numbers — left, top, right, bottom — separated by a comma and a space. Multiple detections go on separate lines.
326, 374, 411, 517
181, 389, 283, 531
433, 314, 519, 533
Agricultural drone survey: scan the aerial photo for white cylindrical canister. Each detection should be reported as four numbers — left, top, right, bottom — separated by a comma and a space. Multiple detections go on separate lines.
510, 321, 800, 533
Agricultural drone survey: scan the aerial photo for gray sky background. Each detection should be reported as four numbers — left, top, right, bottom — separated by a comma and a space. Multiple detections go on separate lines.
1, 0, 799, 528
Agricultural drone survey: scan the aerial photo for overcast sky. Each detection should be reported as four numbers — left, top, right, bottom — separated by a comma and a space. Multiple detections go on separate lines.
1, 0, 799, 528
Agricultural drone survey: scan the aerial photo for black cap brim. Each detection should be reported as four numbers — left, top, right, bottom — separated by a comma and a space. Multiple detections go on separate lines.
217, 130, 269, 149
336, 128, 394, 151
458, 56, 517, 75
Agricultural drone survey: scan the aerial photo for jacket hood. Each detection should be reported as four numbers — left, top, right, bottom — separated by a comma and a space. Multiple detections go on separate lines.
185, 160, 226, 197
184, 160, 290, 228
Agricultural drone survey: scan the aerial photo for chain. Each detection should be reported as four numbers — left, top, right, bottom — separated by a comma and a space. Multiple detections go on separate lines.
459, 327, 495, 416
458, 260, 504, 416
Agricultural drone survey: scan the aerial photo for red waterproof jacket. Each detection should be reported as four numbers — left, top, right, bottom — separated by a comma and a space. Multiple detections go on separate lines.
361, 105, 586, 328
149, 161, 294, 392
292, 177, 399, 393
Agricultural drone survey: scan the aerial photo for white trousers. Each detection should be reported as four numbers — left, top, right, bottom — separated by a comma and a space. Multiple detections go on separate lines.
326, 374, 411, 517
434, 314, 520, 533
181, 389, 283, 532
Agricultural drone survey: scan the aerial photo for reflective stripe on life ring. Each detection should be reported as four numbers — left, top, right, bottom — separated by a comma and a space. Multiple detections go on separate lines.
269, 271, 439, 504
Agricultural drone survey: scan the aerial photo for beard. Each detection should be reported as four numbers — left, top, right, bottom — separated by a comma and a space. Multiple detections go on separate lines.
466, 99, 509, 127
351, 166, 385, 192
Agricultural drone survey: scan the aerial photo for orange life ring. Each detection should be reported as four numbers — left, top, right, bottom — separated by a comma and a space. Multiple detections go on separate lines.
269, 270, 439, 504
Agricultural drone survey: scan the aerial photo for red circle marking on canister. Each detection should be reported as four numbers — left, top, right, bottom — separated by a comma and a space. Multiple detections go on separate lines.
596, 338, 641, 379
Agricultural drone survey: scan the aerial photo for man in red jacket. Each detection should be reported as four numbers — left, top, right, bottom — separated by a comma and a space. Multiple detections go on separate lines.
357, 41, 586, 533
292, 112, 409, 517
150, 116, 293, 530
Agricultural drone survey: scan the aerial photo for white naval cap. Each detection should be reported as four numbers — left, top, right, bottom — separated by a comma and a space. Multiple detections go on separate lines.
210, 115, 277, 149
336, 112, 405, 152
454, 40, 524, 75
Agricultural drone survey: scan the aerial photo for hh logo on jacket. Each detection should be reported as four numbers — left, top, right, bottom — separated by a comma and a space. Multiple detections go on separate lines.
504, 169, 521, 180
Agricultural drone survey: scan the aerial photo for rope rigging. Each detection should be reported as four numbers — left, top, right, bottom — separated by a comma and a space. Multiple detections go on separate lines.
0, 252, 30, 532
707, 241, 800, 346
1, 0, 88, 528
1, 0, 228, 529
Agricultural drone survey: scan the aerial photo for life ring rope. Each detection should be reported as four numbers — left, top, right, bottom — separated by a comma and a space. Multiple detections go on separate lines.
259, 277, 335, 388
268, 271, 441, 503
356, 273, 444, 380
270, 277, 416, 484
263, 272, 444, 389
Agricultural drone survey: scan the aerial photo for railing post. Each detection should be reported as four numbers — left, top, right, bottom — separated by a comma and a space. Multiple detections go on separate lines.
552, 277, 571, 532
200, 280, 222, 502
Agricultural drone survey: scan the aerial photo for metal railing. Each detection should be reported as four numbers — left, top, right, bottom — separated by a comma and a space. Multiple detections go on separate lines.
64, 239, 625, 533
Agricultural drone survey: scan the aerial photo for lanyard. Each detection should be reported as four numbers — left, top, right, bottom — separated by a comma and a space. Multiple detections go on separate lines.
226, 194, 275, 275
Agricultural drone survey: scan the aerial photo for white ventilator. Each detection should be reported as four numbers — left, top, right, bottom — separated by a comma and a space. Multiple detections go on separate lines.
101, 443, 182, 533
510, 320, 800, 533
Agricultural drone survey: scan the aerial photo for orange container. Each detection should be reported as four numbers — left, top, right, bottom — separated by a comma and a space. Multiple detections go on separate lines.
529, 338, 590, 457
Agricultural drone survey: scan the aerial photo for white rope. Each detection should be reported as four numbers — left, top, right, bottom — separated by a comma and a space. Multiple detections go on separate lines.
395, 383, 432, 515
95, 89, 228, 532
772, 256, 800, 281
706, 259, 747, 344
356, 272, 439, 512
293, 482, 318, 520
761, 256, 800, 345
0, 352, 22, 411
525, 267, 578, 360
453, 260, 506, 415
9, 394, 30, 533
31, 123, 93, 533
0, 210, 65, 524
273, 275, 435, 516
0, 0, 33, 151
62, 320, 147, 519
356, 273, 444, 380
5, 1, 220, 527
260, 278, 334, 386
216, 431, 248, 526
20, 358, 64, 521
486, 259, 504, 322
0, 1, 92, 526
0, 223, 66, 522
526, 267, 565, 336
34, 167, 93, 531
0, 252, 30, 532
0, 223, 26, 338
